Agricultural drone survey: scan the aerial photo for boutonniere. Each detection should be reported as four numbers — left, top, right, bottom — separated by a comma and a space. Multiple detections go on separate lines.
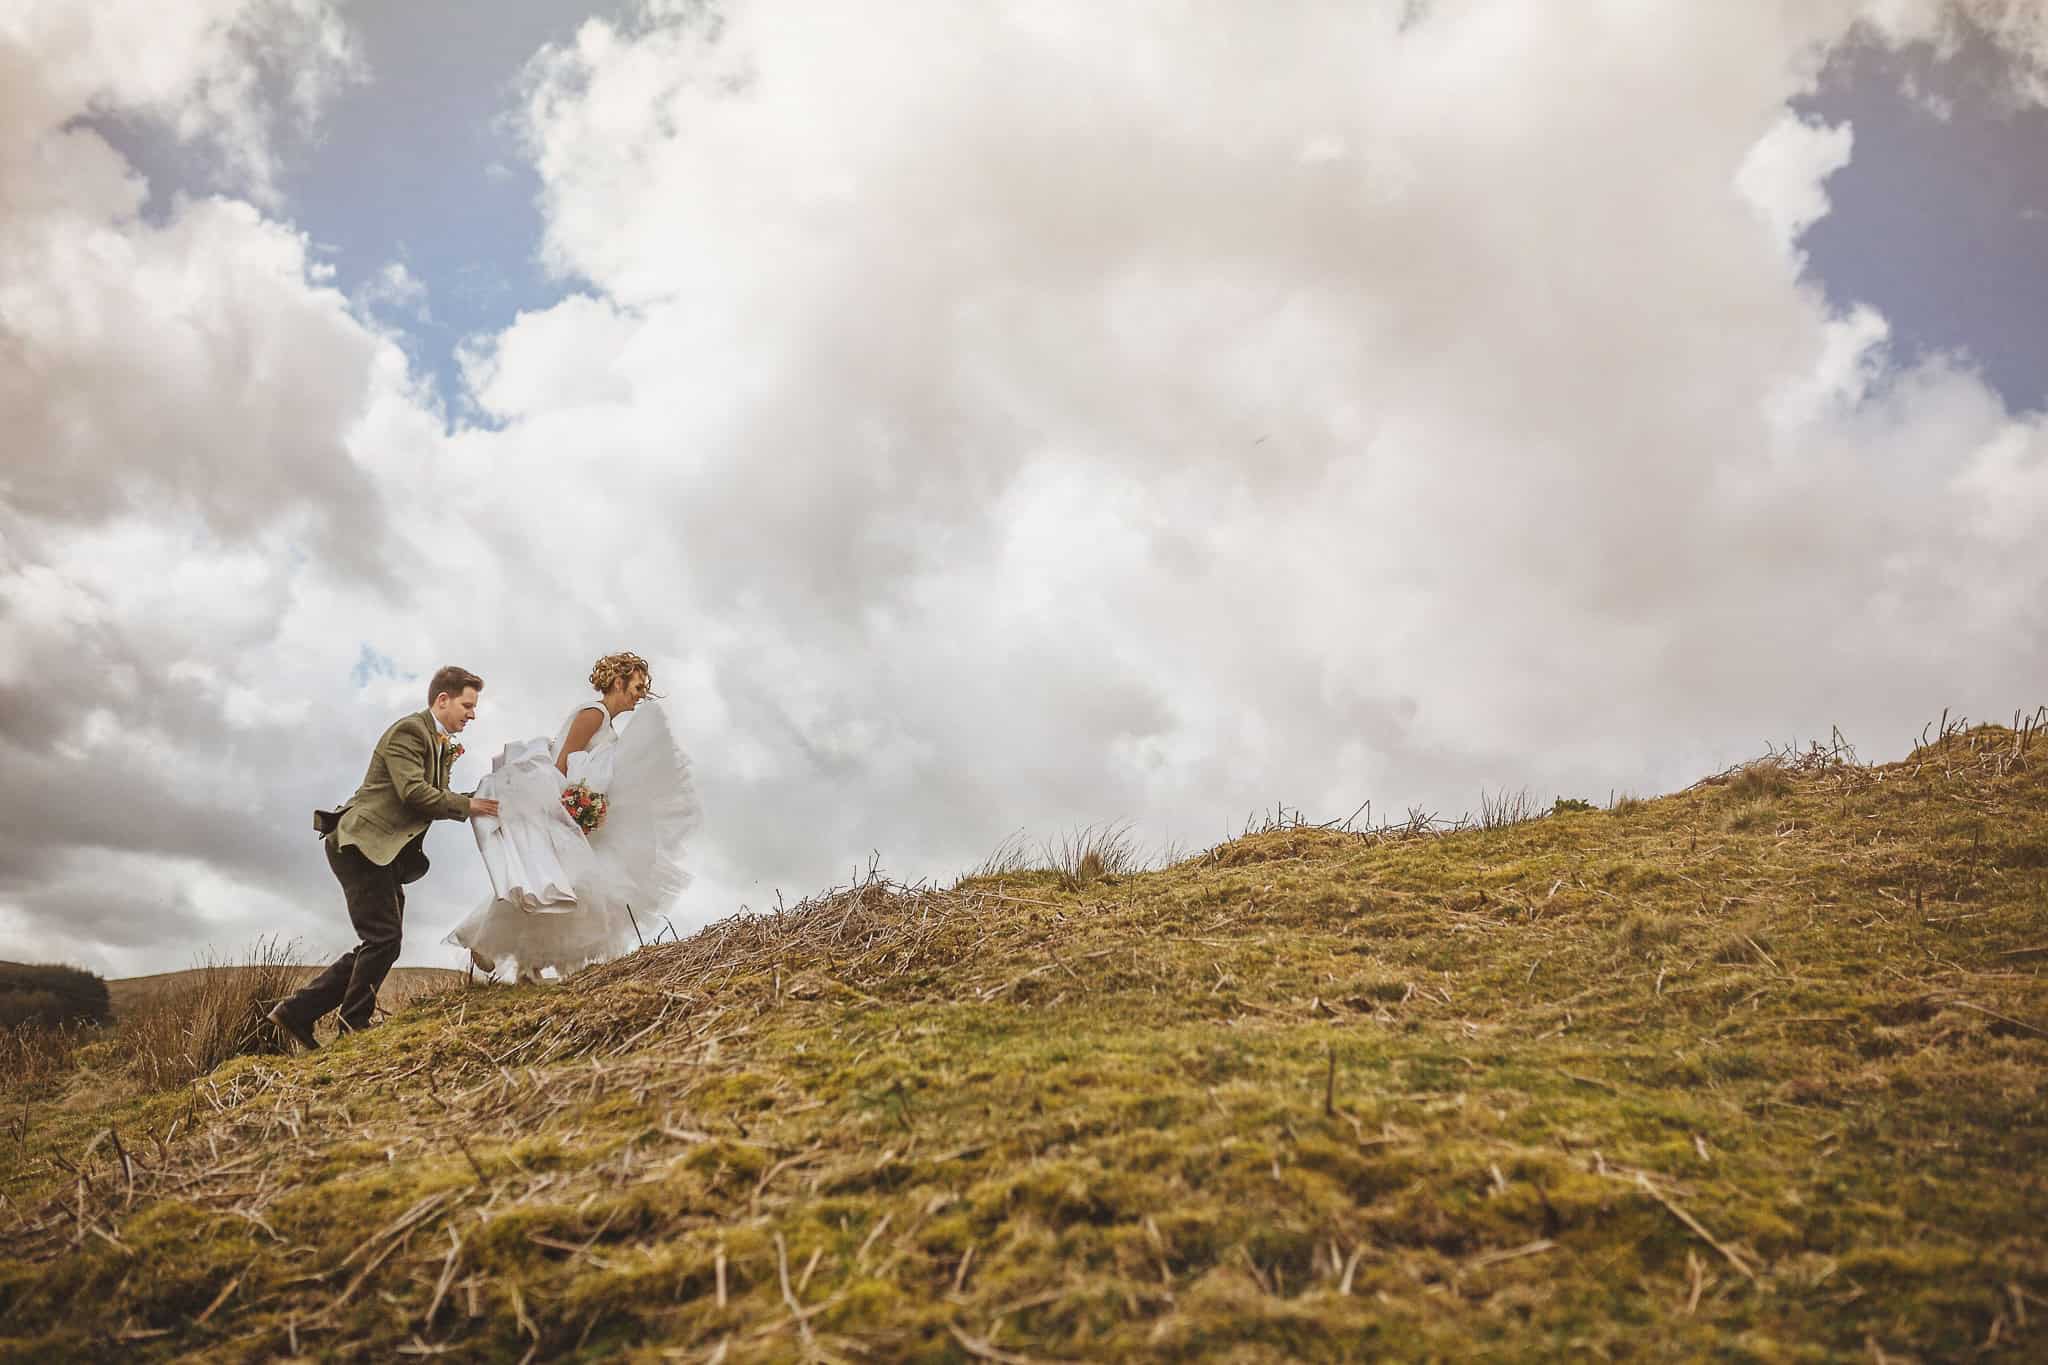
442, 735, 464, 763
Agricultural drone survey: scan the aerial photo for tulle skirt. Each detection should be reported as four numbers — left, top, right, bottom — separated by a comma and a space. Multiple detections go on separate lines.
446, 883, 641, 978
446, 701, 699, 978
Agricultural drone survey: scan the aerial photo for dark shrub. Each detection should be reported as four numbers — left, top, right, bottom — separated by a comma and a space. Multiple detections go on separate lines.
0, 961, 112, 1027
0, 989, 66, 1029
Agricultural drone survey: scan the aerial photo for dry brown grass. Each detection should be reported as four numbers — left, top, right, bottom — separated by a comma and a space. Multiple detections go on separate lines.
1722, 795, 1779, 832
1, 953, 472, 1138
116, 938, 309, 1090
970, 828, 1036, 878
112, 956, 468, 1090
1046, 821, 1141, 890
1726, 762, 1794, 802
1478, 786, 1539, 829
0, 1019, 91, 1099
104, 963, 459, 1017
976, 823, 1181, 887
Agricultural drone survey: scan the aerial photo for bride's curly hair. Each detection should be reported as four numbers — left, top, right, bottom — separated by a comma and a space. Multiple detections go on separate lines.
589, 651, 659, 698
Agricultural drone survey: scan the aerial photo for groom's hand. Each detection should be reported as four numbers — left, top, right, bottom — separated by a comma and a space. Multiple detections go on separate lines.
470, 797, 501, 818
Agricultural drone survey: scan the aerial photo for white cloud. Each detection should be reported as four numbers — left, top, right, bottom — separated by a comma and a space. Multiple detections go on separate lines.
5, 0, 2048, 980
459, 292, 638, 418
478, 0, 2048, 907
0, 0, 360, 204
1736, 113, 1856, 254
1957, 416, 2048, 543
0, 195, 399, 571
0, 0, 444, 973
356, 261, 432, 324
1863, 0, 2048, 108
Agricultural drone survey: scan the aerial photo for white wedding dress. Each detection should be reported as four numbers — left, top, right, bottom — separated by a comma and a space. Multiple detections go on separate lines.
445, 699, 700, 977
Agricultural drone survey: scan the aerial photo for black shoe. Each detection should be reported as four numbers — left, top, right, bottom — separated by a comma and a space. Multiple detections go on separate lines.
266, 1004, 320, 1052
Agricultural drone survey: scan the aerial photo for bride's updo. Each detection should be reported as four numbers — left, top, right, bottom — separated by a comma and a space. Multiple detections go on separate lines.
590, 651, 654, 696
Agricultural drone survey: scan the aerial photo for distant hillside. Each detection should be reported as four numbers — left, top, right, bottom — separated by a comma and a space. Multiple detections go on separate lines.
105, 965, 463, 1016
2, 721, 2044, 1361
0, 961, 109, 1029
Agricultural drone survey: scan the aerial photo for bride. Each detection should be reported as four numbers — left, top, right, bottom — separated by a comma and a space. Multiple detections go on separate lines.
446, 651, 699, 981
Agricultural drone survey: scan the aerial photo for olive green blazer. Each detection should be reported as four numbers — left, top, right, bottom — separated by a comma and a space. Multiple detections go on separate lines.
314, 710, 473, 880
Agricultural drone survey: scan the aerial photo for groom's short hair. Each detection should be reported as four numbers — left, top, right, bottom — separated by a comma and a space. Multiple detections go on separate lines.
427, 666, 485, 706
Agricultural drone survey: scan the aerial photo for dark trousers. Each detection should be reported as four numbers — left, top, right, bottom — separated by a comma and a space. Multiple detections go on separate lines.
280, 835, 406, 1033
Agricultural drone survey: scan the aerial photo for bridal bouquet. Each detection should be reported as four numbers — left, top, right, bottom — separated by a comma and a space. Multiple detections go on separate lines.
561, 781, 608, 833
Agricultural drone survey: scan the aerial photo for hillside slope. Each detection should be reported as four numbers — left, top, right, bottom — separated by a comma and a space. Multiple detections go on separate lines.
4, 725, 2046, 1362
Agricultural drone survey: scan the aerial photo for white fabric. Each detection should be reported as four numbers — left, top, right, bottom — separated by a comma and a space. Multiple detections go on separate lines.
445, 699, 699, 977
591, 698, 698, 919
465, 734, 591, 910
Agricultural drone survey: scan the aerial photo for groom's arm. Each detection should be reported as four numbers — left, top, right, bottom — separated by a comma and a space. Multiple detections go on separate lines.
384, 722, 473, 822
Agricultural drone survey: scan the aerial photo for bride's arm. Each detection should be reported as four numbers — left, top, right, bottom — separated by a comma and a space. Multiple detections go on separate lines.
556, 708, 607, 777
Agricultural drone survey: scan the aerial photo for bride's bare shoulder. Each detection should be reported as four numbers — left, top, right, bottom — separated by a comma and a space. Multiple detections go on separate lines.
561, 704, 608, 741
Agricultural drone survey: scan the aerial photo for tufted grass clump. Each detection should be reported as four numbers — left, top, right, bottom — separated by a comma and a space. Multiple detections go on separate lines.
116, 938, 308, 1090
1046, 822, 1142, 891
1727, 761, 1794, 801
1723, 796, 1779, 832
0, 1018, 93, 1100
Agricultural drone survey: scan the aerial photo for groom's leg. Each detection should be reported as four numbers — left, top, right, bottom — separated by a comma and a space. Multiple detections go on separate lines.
274, 836, 369, 1028
280, 949, 356, 1026
334, 844, 404, 1033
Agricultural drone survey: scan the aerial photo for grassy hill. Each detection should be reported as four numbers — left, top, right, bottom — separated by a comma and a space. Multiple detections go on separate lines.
3, 722, 2045, 1361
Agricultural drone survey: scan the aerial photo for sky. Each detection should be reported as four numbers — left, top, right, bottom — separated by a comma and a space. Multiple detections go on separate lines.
3, 0, 2046, 979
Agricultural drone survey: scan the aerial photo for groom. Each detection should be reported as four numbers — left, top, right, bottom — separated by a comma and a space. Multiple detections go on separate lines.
268, 666, 501, 1050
